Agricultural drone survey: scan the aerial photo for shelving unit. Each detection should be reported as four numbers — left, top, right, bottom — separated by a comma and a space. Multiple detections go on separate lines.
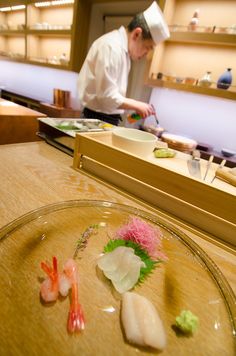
0, 0, 77, 70
146, 0, 236, 100
0, 0, 152, 73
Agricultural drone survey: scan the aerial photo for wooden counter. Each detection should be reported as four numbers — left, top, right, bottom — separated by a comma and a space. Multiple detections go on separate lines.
39, 102, 81, 118
0, 98, 46, 144
73, 131, 236, 247
0, 141, 235, 355
0, 141, 235, 295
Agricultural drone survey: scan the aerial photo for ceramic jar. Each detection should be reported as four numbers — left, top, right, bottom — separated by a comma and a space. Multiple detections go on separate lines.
217, 68, 232, 90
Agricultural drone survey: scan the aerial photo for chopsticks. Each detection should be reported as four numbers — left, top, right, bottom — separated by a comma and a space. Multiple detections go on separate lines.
203, 155, 214, 181
211, 159, 227, 183
151, 104, 159, 125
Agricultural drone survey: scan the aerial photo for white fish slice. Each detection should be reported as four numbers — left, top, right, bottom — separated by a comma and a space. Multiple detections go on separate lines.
97, 246, 128, 279
107, 247, 136, 282
97, 246, 144, 293
113, 258, 145, 294
121, 292, 167, 350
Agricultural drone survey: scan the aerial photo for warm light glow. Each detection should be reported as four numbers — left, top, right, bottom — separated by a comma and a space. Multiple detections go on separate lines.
34, 0, 73, 7
11, 5, 26, 11
34, 1, 51, 7
0, 5, 25, 12
0, 7, 11, 12
51, 0, 74, 5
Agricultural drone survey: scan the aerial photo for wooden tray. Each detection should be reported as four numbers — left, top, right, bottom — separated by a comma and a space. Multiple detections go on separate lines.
73, 131, 236, 246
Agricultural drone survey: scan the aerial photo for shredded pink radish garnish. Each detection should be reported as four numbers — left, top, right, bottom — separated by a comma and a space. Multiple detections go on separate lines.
115, 217, 167, 260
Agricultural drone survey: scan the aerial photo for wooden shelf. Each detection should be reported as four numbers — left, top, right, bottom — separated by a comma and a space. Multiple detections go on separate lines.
0, 54, 70, 70
0, 1, 74, 70
147, 0, 236, 101
0, 30, 25, 35
146, 79, 236, 101
169, 31, 236, 47
26, 29, 71, 36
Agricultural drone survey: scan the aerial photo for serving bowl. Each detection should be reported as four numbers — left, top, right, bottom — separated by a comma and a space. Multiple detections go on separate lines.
112, 127, 157, 157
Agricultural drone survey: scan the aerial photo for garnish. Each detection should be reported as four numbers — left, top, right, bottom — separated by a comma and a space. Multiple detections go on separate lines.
73, 223, 101, 259
104, 239, 160, 283
97, 217, 167, 293
115, 216, 167, 261
175, 310, 199, 334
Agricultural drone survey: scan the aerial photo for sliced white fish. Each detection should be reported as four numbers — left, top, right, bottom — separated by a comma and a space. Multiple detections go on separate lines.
97, 246, 145, 293
113, 257, 144, 294
109, 248, 142, 283
97, 246, 129, 280
121, 292, 167, 350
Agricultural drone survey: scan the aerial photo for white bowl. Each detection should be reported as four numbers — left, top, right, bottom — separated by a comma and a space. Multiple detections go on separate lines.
112, 127, 157, 157
221, 148, 236, 157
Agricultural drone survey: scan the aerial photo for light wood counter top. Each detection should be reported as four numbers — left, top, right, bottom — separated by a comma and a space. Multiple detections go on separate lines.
0, 98, 46, 144
0, 141, 235, 295
0, 98, 45, 117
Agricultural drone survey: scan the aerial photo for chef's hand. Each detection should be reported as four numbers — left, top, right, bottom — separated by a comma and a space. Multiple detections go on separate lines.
134, 102, 155, 119
119, 98, 156, 119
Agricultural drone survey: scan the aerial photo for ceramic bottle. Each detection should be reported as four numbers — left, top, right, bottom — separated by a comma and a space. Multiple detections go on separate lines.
217, 68, 232, 89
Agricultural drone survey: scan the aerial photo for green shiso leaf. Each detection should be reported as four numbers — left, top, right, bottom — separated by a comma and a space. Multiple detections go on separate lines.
104, 239, 162, 284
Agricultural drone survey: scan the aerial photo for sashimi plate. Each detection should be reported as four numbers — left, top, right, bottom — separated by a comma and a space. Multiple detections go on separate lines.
0, 200, 235, 356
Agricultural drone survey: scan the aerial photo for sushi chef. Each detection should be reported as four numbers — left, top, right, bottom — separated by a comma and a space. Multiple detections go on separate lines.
78, 1, 169, 126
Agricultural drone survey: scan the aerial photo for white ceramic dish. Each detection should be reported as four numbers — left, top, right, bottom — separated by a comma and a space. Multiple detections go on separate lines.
112, 128, 157, 157
221, 148, 236, 158
161, 133, 197, 146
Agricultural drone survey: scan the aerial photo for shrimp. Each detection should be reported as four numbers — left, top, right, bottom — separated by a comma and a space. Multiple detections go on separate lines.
63, 258, 85, 333
40, 256, 59, 302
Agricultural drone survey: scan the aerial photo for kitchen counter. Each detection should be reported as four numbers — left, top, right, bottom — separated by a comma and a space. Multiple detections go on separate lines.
0, 141, 235, 295
0, 98, 46, 144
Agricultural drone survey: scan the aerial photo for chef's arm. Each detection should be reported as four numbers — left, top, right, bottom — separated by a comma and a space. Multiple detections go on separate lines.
119, 98, 155, 118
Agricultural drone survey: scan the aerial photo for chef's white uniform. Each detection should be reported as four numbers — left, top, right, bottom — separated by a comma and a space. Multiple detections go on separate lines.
78, 26, 131, 115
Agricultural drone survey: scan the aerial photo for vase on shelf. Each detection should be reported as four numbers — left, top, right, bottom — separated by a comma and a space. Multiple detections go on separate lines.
217, 68, 232, 90
199, 71, 212, 88
188, 8, 199, 31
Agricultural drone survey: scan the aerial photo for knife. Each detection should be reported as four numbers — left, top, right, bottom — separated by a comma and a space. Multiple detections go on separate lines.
203, 154, 214, 181
151, 104, 159, 125
187, 150, 202, 179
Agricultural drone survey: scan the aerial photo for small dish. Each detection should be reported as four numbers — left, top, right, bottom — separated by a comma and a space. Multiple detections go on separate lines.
221, 148, 236, 157
184, 77, 196, 85
165, 74, 175, 82
176, 77, 184, 84
204, 26, 212, 33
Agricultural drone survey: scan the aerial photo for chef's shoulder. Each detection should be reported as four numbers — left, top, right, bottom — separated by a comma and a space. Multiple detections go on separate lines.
92, 26, 125, 54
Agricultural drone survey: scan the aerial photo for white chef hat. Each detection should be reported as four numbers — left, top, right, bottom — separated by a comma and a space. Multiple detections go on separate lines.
143, 1, 170, 44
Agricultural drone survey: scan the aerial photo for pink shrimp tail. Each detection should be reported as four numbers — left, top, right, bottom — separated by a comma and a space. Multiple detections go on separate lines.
67, 304, 85, 333
64, 259, 85, 333
40, 256, 59, 302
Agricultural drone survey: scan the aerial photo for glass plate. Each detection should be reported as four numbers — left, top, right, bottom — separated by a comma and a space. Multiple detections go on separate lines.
0, 200, 235, 356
